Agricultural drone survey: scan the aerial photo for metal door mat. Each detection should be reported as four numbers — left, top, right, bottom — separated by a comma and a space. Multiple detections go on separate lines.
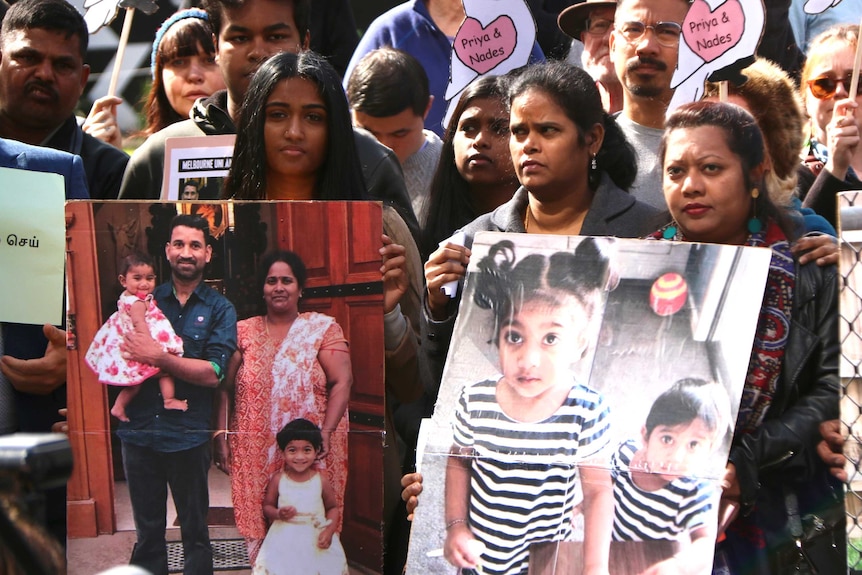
167, 538, 250, 572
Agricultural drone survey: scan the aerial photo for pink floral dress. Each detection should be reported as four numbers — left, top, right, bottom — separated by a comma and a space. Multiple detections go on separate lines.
85, 292, 184, 386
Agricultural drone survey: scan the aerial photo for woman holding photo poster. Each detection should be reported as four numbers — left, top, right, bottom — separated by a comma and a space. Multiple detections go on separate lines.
216, 49, 425, 564
421, 61, 661, 394
652, 100, 843, 574
405, 86, 842, 573
409, 62, 659, 573
220, 49, 422, 329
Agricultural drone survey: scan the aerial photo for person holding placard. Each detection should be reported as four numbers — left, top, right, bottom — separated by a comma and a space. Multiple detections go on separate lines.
119, 0, 418, 238
0, 136, 88, 547
422, 61, 660, 397
654, 100, 843, 574
799, 24, 862, 229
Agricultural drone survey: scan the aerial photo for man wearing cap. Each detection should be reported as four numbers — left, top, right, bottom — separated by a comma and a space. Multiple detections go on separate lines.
559, 0, 623, 114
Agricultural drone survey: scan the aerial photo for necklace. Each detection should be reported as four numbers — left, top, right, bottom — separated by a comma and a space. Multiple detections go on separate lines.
264, 314, 296, 338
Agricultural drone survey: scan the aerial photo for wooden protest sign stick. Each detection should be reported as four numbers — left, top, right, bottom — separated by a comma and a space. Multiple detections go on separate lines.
107, 7, 134, 97
848, 16, 862, 116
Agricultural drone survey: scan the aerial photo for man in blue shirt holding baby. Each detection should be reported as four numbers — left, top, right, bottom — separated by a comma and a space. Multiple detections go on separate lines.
118, 214, 237, 575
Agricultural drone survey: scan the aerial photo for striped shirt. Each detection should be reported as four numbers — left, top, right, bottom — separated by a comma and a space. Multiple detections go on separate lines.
611, 439, 717, 542
453, 377, 611, 575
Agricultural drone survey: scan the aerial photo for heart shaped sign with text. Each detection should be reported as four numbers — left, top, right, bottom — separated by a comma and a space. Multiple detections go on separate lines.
453, 16, 517, 74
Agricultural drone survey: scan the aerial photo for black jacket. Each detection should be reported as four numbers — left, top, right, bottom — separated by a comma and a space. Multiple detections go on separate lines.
49, 115, 128, 199
728, 259, 841, 553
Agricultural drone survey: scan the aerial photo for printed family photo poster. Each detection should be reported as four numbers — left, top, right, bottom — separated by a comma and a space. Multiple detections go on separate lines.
64, 200, 386, 573
407, 232, 772, 575
161, 135, 236, 200
837, 191, 862, 566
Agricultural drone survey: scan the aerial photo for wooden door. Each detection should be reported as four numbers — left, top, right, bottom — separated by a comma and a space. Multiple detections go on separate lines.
65, 201, 116, 537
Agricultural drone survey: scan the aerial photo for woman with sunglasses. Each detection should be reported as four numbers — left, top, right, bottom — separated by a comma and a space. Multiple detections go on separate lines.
799, 24, 862, 227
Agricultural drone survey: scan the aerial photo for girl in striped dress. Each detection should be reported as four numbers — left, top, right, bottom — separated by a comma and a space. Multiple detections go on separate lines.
611, 378, 732, 574
444, 238, 616, 575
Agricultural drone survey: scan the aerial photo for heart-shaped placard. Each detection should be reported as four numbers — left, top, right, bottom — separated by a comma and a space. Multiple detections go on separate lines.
453, 16, 517, 75
683, 0, 745, 63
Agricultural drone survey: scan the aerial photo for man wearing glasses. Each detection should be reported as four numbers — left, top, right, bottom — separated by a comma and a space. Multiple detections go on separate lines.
558, 0, 623, 114
609, 0, 689, 209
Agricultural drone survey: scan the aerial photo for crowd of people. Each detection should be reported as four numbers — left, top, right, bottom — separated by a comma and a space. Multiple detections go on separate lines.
0, 0, 858, 573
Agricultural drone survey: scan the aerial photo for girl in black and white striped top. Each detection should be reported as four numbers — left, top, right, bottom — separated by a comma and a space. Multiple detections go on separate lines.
444, 237, 616, 575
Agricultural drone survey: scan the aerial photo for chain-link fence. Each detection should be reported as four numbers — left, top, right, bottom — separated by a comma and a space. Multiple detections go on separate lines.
838, 191, 862, 573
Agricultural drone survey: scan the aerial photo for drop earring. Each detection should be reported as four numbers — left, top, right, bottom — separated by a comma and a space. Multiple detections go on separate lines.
747, 188, 762, 234
588, 153, 600, 188
662, 222, 681, 240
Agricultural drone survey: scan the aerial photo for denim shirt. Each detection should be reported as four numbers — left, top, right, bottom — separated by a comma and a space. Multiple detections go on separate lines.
117, 280, 237, 452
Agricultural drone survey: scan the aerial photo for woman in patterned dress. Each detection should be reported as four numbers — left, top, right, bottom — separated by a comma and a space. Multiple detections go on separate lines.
214, 249, 352, 563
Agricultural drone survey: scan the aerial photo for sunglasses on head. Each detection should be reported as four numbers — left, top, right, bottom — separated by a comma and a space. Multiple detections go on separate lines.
807, 73, 860, 100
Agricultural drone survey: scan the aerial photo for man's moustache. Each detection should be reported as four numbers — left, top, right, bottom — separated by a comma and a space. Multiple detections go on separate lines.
627, 57, 667, 72
25, 81, 58, 99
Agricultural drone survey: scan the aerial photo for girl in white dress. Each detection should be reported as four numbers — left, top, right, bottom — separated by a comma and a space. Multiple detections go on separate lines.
254, 418, 348, 575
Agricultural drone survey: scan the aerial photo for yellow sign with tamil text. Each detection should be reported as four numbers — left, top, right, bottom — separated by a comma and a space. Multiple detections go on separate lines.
0, 167, 64, 325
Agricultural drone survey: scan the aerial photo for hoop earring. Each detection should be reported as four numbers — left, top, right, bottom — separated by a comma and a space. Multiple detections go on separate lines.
747, 187, 763, 234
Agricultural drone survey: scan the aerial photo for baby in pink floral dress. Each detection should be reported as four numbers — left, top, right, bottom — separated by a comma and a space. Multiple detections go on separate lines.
85, 253, 186, 421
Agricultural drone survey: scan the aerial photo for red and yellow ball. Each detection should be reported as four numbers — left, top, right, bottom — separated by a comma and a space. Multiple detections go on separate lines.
650, 273, 688, 316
